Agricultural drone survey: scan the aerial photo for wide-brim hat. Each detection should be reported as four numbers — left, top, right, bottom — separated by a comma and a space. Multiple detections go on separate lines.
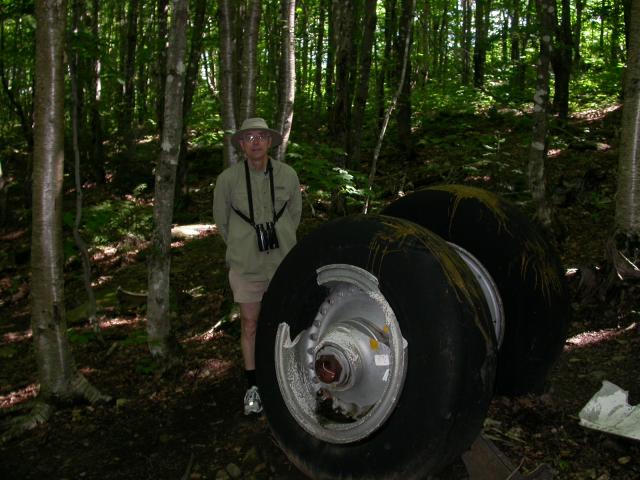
230, 117, 283, 149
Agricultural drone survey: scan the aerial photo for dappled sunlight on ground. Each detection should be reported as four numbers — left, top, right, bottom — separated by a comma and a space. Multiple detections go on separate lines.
98, 315, 145, 329
2, 328, 32, 343
182, 358, 234, 384
565, 323, 637, 352
183, 326, 225, 344
171, 223, 217, 239
0, 228, 28, 241
0, 383, 38, 410
572, 104, 621, 122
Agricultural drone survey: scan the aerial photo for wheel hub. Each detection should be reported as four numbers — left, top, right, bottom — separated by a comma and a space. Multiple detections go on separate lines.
274, 264, 408, 444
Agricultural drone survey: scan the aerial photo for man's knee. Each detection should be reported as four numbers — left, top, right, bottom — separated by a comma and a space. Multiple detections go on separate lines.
240, 303, 260, 337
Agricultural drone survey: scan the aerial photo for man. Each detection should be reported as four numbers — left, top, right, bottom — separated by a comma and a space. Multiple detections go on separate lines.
213, 118, 302, 415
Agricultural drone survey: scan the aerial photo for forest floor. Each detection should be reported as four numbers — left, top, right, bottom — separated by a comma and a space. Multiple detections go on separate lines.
1, 106, 640, 479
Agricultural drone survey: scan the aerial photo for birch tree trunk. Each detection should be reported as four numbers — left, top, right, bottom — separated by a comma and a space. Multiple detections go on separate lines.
275, 0, 296, 163
218, 0, 238, 166
610, 0, 640, 279
146, 0, 189, 365
239, 0, 261, 123
7, 0, 109, 443
528, 0, 554, 227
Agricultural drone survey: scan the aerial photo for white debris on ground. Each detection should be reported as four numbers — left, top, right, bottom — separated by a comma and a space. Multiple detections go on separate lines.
579, 380, 640, 441
170, 224, 217, 239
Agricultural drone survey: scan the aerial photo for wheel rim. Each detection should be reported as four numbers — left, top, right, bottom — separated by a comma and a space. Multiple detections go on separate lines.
274, 264, 408, 444
447, 243, 505, 348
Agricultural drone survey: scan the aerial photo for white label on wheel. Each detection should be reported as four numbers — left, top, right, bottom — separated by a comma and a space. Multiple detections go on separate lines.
375, 354, 389, 366
382, 369, 390, 382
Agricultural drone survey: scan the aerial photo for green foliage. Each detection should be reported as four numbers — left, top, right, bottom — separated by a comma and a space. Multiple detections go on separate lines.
121, 329, 148, 347
0, 344, 18, 359
286, 142, 368, 206
571, 62, 624, 110
586, 190, 613, 222
135, 357, 158, 375
67, 329, 96, 345
63, 193, 153, 247
414, 85, 497, 120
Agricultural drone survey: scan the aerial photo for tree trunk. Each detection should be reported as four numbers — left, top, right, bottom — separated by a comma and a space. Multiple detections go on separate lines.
218, 0, 238, 166
0, 20, 34, 163
0, 159, 6, 225
397, 0, 415, 160
509, 0, 523, 90
330, 1, 354, 148
121, 0, 139, 159
473, 0, 487, 88
377, 0, 397, 128
68, 21, 99, 337
155, 0, 169, 133
349, 0, 377, 167
461, 0, 472, 85
574, 0, 583, 67
275, 0, 296, 163
625, 0, 633, 56
175, 0, 209, 200
89, 0, 105, 183
146, 0, 189, 365
325, 0, 336, 114
298, 2, 309, 95
313, 2, 325, 112
239, 0, 261, 123
528, 0, 554, 227
610, 0, 622, 64
365, 0, 416, 213
30, 0, 108, 427
135, 1, 145, 123
550, 0, 572, 121
610, 0, 640, 279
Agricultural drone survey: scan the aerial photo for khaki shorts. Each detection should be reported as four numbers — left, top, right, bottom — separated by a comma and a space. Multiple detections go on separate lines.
228, 269, 269, 304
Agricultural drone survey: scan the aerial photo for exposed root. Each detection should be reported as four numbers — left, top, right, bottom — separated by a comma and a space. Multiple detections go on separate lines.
0, 373, 111, 446
0, 400, 53, 445
69, 372, 112, 405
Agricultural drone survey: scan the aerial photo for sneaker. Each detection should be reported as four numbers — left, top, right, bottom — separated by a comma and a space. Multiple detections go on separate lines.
244, 385, 263, 415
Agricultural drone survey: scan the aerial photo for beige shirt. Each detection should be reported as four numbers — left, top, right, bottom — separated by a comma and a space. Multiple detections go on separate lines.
213, 159, 302, 281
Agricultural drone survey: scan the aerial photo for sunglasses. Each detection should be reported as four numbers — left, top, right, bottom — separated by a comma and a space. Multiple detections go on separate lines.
242, 133, 270, 143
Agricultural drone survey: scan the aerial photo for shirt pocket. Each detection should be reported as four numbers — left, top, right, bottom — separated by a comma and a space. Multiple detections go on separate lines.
274, 185, 290, 213
231, 189, 251, 217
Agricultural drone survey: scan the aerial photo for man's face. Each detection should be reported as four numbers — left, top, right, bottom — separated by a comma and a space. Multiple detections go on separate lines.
239, 129, 272, 163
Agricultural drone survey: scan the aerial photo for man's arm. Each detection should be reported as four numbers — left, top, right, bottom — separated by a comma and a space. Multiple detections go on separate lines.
289, 171, 302, 230
213, 172, 231, 244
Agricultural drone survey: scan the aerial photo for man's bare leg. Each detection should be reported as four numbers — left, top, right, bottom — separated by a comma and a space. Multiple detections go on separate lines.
239, 302, 261, 373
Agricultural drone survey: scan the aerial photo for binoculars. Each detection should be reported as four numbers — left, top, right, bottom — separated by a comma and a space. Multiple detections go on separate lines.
255, 221, 279, 252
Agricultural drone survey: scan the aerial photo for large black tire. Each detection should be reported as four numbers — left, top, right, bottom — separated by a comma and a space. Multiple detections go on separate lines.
256, 215, 496, 480
382, 185, 569, 395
